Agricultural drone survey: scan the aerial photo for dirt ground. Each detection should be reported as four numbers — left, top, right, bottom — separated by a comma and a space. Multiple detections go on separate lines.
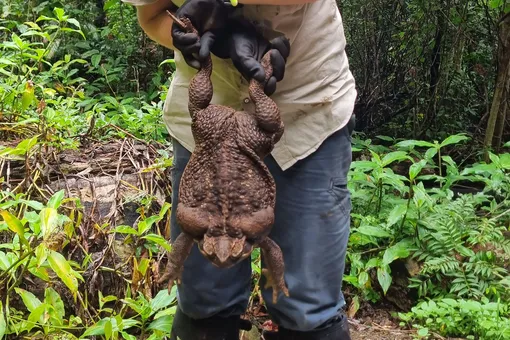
240, 321, 415, 340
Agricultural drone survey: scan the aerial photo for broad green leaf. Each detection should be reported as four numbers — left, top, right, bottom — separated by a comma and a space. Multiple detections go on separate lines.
382, 239, 413, 266
0, 251, 11, 271
44, 288, 65, 322
386, 204, 408, 226
498, 153, 510, 169
48, 250, 78, 294
0, 209, 28, 246
417, 328, 429, 337
350, 160, 378, 171
40, 207, 58, 239
121, 332, 137, 340
147, 315, 173, 333
27, 303, 46, 332
138, 258, 150, 276
395, 140, 435, 149
35, 244, 48, 267
0, 301, 6, 339
382, 151, 411, 167
142, 234, 172, 252
358, 271, 369, 286
15, 288, 42, 312
105, 319, 113, 340
82, 318, 139, 336
424, 147, 438, 160
503, 141, 510, 148
19, 199, 44, 210
356, 225, 391, 238
47, 189, 65, 209
54, 8, 66, 21
409, 159, 427, 180
150, 287, 177, 312
364, 257, 381, 270
112, 225, 138, 235
66, 18, 81, 29
440, 134, 469, 147
91, 54, 102, 67
377, 266, 392, 295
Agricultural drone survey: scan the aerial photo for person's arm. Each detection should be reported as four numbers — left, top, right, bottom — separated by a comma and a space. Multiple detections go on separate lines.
135, 0, 318, 51
136, 0, 178, 50
239, 0, 317, 3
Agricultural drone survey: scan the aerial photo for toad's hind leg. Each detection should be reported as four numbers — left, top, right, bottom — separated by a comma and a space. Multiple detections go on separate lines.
157, 232, 194, 293
259, 237, 289, 304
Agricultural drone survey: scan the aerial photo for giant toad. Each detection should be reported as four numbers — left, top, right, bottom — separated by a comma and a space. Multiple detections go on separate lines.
157, 14, 289, 304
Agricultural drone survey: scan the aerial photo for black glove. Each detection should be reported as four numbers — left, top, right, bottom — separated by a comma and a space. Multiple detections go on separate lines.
171, 0, 237, 69
224, 18, 290, 96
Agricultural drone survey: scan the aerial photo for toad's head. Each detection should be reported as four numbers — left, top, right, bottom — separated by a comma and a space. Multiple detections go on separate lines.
198, 234, 254, 268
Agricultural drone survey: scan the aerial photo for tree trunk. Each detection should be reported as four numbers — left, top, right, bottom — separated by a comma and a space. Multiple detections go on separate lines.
484, 13, 510, 160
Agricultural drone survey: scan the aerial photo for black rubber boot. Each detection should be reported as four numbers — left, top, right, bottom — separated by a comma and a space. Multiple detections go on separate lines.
262, 313, 351, 340
169, 306, 252, 340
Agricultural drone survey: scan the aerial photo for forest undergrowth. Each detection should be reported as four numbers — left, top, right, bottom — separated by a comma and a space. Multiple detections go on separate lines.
0, 5, 509, 340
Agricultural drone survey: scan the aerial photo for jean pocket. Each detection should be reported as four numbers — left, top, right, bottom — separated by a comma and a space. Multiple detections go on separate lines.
328, 177, 352, 218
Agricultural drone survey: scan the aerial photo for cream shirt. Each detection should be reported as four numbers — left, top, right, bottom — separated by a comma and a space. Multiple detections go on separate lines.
122, 0, 357, 170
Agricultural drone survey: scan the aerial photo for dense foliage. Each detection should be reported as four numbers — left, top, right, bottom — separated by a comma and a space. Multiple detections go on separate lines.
0, 1, 509, 340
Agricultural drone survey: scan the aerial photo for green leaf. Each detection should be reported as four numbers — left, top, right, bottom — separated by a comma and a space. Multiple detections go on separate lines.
382, 151, 411, 167
48, 250, 78, 294
112, 225, 139, 235
48, 189, 65, 209
0, 251, 11, 271
498, 153, 510, 169
382, 240, 413, 266
0, 209, 28, 246
350, 160, 378, 171
377, 266, 392, 295
417, 327, 429, 337
356, 225, 392, 238
44, 288, 65, 322
142, 234, 172, 252
358, 271, 369, 286
409, 159, 427, 180
82, 318, 139, 337
387, 204, 408, 226
91, 54, 102, 67
424, 147, 438, 161
147, 315, 173, 333
27, 304, 46, 332
105, 319, 113, 340
0, 301, 6, 339
395, 140, 435, 149
150, 287, 177, 312
35, 244, 49, 267
40, 207, 58, 239
54, 8, 66, 21
440, 134, 469, 147
15, 288, 42, 312
66, 18, 81, 29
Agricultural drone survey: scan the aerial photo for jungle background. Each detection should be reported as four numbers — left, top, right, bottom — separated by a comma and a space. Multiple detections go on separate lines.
0, 0, 509, 339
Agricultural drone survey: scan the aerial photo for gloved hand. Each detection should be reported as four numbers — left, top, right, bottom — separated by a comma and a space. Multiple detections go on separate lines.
223, 18, 291, 96
171, 0, 237, 69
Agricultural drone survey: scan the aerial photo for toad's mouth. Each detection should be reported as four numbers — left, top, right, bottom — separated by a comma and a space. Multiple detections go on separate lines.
197, 234, 254, 268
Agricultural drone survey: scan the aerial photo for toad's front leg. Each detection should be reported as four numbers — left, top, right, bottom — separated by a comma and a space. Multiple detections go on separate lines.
259, 237, 289, 304
157, 232, 194, 293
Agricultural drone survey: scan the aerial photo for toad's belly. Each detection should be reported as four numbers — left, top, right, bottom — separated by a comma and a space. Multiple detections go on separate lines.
176, 139, 275, 237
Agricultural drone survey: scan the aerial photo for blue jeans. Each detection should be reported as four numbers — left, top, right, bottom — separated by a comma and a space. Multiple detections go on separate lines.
169, 122, 353, 332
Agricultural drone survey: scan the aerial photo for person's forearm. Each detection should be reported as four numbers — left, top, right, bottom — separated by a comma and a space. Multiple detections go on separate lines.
136, 0, 177, 50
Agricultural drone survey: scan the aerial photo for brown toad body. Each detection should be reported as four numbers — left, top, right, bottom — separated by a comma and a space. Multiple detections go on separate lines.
157, 15, 289, 304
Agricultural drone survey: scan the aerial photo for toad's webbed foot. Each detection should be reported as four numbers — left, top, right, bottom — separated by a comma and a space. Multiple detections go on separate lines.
157, 232, 194, 293
259, 237, 289, 304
